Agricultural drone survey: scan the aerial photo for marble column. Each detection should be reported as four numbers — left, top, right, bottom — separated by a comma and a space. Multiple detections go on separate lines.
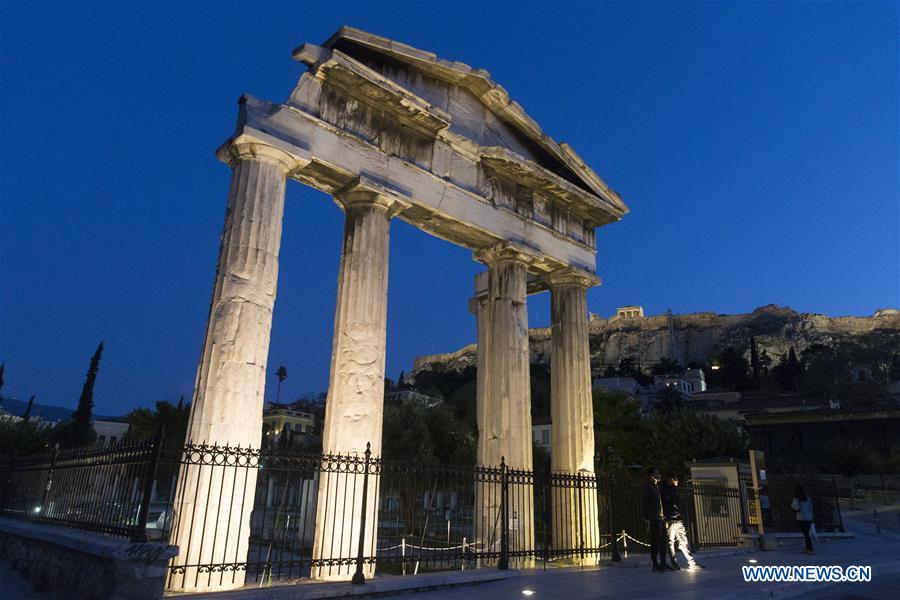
168, 141, 296, 593
312, 190, 398, 580
548, 268, 600, 563
472, 243, 537, 567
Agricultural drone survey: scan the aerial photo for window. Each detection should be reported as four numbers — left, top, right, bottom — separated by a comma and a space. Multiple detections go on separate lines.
541, 429, 550, 445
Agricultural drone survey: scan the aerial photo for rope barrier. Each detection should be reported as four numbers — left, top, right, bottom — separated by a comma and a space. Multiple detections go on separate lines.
621, 532, 651, 547
378, 533, 633, 554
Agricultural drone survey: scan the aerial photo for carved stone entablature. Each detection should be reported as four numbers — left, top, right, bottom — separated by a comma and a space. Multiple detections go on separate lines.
223, 26, 628, 287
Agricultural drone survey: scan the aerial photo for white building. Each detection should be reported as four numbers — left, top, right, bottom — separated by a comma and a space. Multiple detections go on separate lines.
683, 368, 707, 393
592, 377, 642, 395
94, 418, 129, 447
532, 415, 552, 450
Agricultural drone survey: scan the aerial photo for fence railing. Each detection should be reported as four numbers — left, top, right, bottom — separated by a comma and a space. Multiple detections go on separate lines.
0, 431, 163, 540
2, 440, 752, 588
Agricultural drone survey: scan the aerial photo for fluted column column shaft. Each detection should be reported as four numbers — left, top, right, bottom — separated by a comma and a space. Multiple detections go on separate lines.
320, 195, 392, 456
480, 257, 533, 470
169, 143, 293, 593
550, 282, 594, 473
473, 243, 536, 567
548, 269, 600, 563
312, 192, 394, 581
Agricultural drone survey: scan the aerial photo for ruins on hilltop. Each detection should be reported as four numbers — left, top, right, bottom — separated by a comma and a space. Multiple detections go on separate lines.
413, 305, 900, 375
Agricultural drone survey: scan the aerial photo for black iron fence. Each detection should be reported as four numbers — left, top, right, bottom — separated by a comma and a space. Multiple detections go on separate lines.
1, 440, 749, 588
0, 433, 163, 540
736, 470, 845, 534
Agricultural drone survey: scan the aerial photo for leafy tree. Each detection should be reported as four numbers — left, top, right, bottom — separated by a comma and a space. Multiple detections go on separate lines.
833, 440, 875, 480
614, 356, 652, 385
0, 419, 51, 457
532, 440, 551, 475
530, 363, 551, 418
409, 366, 476, 402
593, 391, 643, 474
651, 357, 683, 377
773, 347, 803, 391
123, 399, 190, 497
124, 400, 190, 450
593, 390, 746, 477
706, 347, 752, 391
654, 386, 684, 414
642, 409, 747, 478
380, 373, 477, 466
878, 447, 900, 474
277, 427, 291, 450
447, 379, 477, 433
381, 401, 435, 462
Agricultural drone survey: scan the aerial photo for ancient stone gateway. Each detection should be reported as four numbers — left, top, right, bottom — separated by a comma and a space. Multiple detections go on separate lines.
168, 27, 628, 592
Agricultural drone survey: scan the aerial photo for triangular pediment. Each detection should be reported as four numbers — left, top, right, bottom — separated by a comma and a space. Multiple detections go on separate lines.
294, 26, 628, 217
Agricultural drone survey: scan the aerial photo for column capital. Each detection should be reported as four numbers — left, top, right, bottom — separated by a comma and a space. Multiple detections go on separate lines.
334, 178, 410, 218
545, 267, 601, 290
473, 241, 543, 268
216, 136, 302, 173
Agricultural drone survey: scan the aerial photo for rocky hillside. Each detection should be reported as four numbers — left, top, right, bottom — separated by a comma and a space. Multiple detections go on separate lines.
412, 305, 900, 374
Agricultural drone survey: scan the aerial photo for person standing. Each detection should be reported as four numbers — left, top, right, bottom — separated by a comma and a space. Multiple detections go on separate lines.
791, 485, 815, 555
642, 468, 669, 572
660, 474, 704, 571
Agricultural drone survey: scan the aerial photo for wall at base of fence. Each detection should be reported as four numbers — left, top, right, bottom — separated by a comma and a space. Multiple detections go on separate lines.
0, 517, 178, 600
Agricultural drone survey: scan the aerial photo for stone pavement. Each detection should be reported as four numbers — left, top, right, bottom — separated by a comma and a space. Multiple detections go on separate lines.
0, 559, 48, 600
388, 531, 900, 600
3, 513, 898, 599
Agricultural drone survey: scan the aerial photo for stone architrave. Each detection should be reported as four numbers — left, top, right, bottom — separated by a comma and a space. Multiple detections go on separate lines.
311, 189, 402, 581
168, 142, 296, 593
548, 268, 601, 563
472, 242, 538, 567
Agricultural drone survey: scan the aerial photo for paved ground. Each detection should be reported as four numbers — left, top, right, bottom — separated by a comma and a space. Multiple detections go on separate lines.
2, 513, 898, 599
844, 507, 900, 536
389, 530, 900, 600
0, 560, 48, 600
790, 572, 900, 600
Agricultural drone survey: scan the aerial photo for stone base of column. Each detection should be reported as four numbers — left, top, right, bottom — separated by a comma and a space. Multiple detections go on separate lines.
550, 475, 600, 566
167, 459, 258, 592
310, 466, 378, 581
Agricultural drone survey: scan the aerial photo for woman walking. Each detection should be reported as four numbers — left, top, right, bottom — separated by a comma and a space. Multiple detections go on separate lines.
791, 485, 815, 554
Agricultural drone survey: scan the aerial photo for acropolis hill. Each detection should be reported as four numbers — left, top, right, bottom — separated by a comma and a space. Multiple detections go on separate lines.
413, 305, 900, 373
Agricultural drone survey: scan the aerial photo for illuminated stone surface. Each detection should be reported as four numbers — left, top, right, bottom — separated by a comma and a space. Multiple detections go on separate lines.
548, 268, 601, 563
312, 189, 399, 580
174, 26, 627, 590
169, 142, 295, 592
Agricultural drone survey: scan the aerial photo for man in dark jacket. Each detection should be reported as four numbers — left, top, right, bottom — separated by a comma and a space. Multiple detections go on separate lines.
642, 467, 668, 572
660, 474, 703, 570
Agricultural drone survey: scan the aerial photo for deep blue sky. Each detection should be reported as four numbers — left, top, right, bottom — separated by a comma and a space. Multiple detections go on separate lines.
1, 2, 897, 416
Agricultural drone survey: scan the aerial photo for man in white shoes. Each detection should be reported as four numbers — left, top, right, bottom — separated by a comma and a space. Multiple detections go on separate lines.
660, 474, 705, 571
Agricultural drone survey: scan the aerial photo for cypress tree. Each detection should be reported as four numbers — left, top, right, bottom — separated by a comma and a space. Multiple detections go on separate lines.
71, 342, 103, 445
750, 337, 761, 379
22, 395, 35, 422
